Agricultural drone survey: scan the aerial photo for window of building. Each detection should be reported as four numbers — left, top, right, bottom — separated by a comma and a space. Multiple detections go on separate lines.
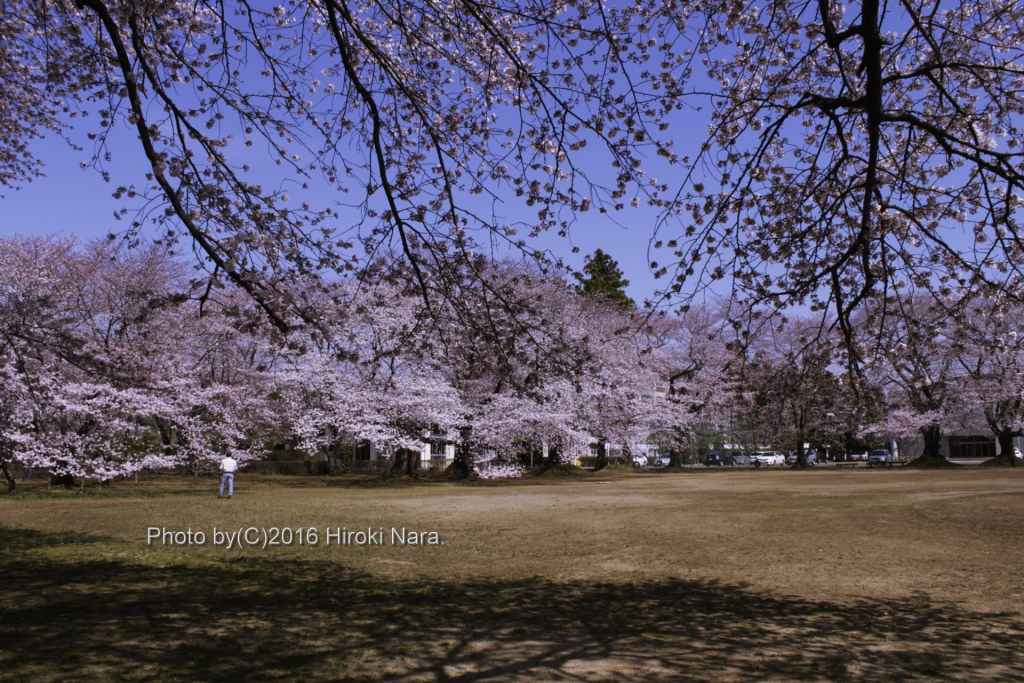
948, 437, 996, 459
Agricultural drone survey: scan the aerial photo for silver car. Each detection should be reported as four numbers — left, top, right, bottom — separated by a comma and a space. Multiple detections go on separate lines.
752, 451, 785, 466
868, 449, 893, 466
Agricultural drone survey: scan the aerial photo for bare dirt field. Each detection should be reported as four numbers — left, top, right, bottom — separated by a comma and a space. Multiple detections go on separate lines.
2, 467, 1023, 681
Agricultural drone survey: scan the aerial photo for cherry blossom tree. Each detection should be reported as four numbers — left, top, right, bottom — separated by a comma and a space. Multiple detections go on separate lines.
0, 236, 285, 488
5, 0, 693, 330
559, 299, 682, 470
66, 242, 287, 475
424, 258, 677, 475
948, 295, 1024, 466
646, 303, 739, 464
0, 237, 177, 486
278, 279, 465, 474
738, 316, 853, 466
656, 0, 1024, 357
861, 292, 964, 464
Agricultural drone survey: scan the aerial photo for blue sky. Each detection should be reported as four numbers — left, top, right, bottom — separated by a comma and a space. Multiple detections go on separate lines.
0, 110, 680, 306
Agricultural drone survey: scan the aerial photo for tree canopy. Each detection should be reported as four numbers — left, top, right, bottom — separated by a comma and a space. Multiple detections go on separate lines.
656, 0, 1024, 357
4, 237, 1024, 491
2, 0, 1023, 357
0, 237, 697, 486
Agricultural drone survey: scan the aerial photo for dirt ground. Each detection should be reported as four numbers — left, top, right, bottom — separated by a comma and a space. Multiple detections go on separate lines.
2, 467, 1023, 681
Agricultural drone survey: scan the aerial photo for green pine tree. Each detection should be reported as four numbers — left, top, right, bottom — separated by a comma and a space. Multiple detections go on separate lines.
575, 249, 634, 309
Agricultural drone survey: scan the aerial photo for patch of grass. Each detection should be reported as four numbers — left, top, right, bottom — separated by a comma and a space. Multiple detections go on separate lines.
777, 495, 914, 510
3, 470, 1024, 681
3, 529, 1022, 682
3, 478, 216, 500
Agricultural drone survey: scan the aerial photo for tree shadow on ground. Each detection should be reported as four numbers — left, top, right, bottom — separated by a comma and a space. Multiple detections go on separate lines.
1, 527, 1021, 682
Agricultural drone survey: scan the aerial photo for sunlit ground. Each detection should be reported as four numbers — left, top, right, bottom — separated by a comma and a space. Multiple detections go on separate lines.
2, 468, 1023, 681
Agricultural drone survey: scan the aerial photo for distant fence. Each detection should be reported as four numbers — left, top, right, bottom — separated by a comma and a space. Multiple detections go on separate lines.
351, 459, 451, 473
351, 460, 391, 474
244, 460, 332, 476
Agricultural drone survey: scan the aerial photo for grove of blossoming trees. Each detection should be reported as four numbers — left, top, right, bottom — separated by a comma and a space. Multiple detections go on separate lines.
5, 2, 1024, 481
0, 236, 289, 489
949, 295, 1024, 466
0, 237, 703, 487
5, 236, 1024, 490
852, 289, 1024, 467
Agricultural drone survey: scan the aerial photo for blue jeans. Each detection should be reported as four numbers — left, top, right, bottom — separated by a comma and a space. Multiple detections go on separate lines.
219, 473, 234, 497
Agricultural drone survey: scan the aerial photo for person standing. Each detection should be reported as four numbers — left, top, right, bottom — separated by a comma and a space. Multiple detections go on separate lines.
218, 455, 238, 498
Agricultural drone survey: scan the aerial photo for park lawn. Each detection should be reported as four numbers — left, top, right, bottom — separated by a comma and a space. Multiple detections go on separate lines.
2, 468, 1023, 682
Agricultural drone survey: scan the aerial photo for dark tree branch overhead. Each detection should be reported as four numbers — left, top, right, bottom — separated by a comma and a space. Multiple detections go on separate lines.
657, 0, 1024, 368
8, 0, 682, 336
73, 0, 293, 333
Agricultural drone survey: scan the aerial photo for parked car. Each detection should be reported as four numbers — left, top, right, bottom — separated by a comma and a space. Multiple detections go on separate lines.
701, 452, 735, 467
632, 453, 670, 468
732, 453, 752, 466
751, 451, 785, 466
868, 449, 893, 465
847, 451, 868, 461
785, 452, 818, 465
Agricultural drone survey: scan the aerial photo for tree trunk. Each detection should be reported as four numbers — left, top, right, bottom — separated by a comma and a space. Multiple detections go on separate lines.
984, 429, 1021, 468
529, 443, 564, 474
911, 424, 952, 467
1, 462, 14, 493
390, 448, 418, 476
446, 452, 472, 479
446, 428, 475, 480
793, 439, 809, 469
594, 439, 608, 471
843, 431, 855, 461
50, 472, 76, 489
154, 418, 184, 472
668, 438, 685, 467
923, 425, 942, 459
790, 407, 810, 468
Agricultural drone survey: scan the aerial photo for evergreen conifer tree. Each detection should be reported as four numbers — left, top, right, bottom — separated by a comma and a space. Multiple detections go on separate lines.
575, 250, 634, 309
